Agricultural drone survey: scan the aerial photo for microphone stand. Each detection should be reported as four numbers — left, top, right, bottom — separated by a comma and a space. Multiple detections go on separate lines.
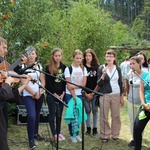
33, 68, 103, 150
32, 79, 68, 150
133, 70, 150, 87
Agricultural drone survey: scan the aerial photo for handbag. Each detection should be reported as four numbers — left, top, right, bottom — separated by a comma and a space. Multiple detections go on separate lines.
95, 68, 117, 107
95, 95, 100, 107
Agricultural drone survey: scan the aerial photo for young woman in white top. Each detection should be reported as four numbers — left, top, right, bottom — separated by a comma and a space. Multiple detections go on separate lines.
64, 49, 87, 143
126, 56, 143, 147
22, 46, 45, 150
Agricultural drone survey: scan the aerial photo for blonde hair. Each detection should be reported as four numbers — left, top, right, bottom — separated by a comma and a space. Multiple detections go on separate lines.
73, 49, 84, 70
48, 48, 63, 75
0, 37, 7, 45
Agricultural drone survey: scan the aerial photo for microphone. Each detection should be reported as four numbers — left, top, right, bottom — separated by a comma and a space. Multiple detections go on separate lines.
19, 60, 40, 74
8, 73, 27, 79
23, 70, 36, 74
105, 63, 108, 67
130, 80, 133, 84
132, 69, 135, 72
102, 63, 108, 74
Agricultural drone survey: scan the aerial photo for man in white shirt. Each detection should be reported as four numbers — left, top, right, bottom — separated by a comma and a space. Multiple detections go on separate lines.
120, 56, 130, 94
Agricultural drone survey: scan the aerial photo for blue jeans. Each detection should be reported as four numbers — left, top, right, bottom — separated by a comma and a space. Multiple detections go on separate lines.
65, 94, 82, 137
23, 94, 44, 144
46, 94, 64, 136
84, 95, 98, 128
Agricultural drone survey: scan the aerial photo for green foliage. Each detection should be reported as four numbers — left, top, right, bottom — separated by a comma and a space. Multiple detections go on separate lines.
59, 2, 114, 64
132, 17, 146, 39
111, 21, 138, 46
131, 0, 150, 40
8, 103, 17, 126
0, 0, 139, 67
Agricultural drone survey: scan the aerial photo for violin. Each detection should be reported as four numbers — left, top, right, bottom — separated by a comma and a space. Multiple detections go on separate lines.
0, 46, 35, 86
0, 61, 26, 86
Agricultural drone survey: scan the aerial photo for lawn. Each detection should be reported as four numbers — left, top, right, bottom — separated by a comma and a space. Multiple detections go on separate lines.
7, 97, 150, 150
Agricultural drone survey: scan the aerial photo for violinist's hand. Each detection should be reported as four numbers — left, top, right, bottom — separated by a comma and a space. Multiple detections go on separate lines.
20, 75, 32, 86
18, 75, 32, 94
5, 76, 14, 86
19, 54, 27, 66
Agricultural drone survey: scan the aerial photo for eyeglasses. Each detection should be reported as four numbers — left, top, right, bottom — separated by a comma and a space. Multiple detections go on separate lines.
105, 55, 114, 58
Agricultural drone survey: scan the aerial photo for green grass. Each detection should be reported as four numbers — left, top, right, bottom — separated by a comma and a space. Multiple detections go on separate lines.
8, 97, 150, 150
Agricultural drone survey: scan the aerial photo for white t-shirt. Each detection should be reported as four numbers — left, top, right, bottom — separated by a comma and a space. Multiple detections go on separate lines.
126, 70, 141, 104
64, 66, 88, 95
141, 66, 149, 73
120, 61, 130, 78
107, 65, 120, 94
23, 65, 43, 96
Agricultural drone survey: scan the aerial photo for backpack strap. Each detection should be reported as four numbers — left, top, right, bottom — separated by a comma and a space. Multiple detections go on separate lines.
68, 65, 72, 75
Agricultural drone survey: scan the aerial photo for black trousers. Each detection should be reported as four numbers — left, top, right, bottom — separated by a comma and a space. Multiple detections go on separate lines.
133, 106, 150, 150
1, 102, 8, 129
0, 107, 9, 150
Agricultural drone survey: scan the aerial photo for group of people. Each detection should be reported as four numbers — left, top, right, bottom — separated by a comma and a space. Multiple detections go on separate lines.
46, 48, 124, 145
1, 35, 150, 150
121, 52, 150, 150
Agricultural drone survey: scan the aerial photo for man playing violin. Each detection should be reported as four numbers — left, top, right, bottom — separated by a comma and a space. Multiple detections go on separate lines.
0, 74, 31, 150
0, 37, 27, 67
0, 36, 30, 150
0, 37, 27, 127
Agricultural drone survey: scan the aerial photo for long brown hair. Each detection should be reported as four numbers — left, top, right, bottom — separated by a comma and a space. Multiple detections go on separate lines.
136, 51, 148, 68
130, 56, 141, 69
48, 48, 63, 75
105, 49, 118, 66
83, 48, 99, 71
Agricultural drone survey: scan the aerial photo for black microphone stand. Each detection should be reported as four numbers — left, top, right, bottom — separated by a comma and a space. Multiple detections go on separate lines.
133, 70, 150, 87
33, 68, 103, 150
32, 80, 68, 150
81, 90, 85, 150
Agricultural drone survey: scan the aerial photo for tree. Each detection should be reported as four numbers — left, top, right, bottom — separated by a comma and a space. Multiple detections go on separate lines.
132, 0, 150, 40
0, 0, 139, 66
